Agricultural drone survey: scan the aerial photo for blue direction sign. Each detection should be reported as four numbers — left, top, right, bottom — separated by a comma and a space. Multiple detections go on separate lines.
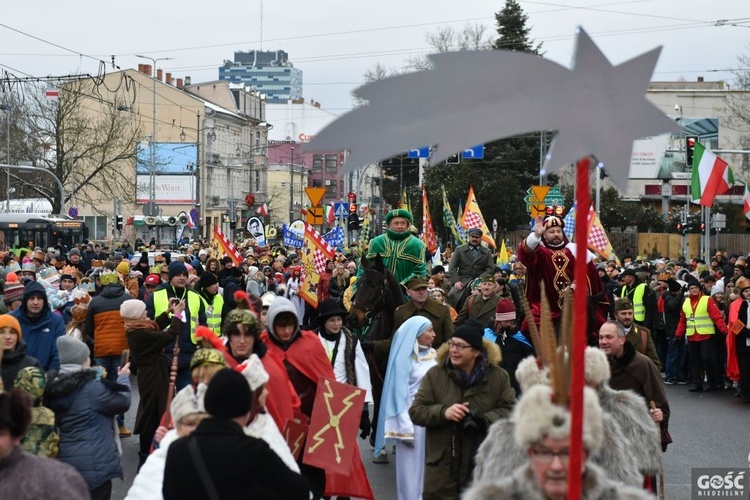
333, 202, 350, 217
407, 146, 431, 158
460, 144, 484, 159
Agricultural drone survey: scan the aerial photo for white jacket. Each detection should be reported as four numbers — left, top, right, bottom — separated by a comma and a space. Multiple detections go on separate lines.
124, 429, 179, 500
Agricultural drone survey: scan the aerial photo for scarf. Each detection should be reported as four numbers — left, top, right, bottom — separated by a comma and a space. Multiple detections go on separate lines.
123, 318, 160, 332
453, 353, 487, 389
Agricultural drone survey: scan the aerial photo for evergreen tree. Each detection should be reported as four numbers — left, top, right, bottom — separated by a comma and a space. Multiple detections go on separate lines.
493, 0, 543, 54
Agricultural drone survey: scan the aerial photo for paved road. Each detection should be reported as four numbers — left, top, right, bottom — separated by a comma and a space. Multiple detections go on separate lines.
112, 379, 748, 499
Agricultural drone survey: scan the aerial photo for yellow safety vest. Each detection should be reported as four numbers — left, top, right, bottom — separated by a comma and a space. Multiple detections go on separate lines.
201, 293, 224, 336
153, 288, 202, 342
682, 296, 715, 336
621, 282, 647, 322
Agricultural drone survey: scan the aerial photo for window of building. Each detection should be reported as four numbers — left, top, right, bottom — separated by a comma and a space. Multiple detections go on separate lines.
325, 155, 338, 174
255, 170, 260, 192
312, 155, 323, 173
325, 183, 337, 197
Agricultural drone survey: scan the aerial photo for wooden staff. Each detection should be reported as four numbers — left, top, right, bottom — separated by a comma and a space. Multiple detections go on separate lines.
159, 341, 181, 428
649, 401, 665, 500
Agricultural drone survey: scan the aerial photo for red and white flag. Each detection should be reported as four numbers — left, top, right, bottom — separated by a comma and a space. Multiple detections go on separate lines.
325, 204, 335, 226
744, 183, 750, 220
256, 203, 268, 217
45, 88, 59, 101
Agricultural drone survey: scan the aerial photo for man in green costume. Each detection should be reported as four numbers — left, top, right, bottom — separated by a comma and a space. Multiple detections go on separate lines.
360, 208, 427, 284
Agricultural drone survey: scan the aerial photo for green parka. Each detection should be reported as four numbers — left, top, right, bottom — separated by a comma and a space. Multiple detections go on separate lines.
409, 338, 516, 500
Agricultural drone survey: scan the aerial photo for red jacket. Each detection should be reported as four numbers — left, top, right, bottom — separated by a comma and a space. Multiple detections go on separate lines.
676, 294, 728, 341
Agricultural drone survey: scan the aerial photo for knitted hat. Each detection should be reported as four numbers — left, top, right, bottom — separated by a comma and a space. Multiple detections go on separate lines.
99, 270, 119, 286
686, 277, 702, 290
168, 261, 188, 280
240, 354, 269, 391
198, 272, 219, 290
68, 248, 81, 257
171, 383, 208, 426
204, 368, 252, 418
711, 285, 724, 297
384, 208, 413, 225
431, 265, 445, 275
495, 298, 516, 322
613, 297, 633, 312
0, 314, 22, 339
120, 299, 146, 320
116, 261, 130, 275
3, 282, 25, 304
514, 384, 604, 453
451, 320, 484, 350
57, 335, 90, 366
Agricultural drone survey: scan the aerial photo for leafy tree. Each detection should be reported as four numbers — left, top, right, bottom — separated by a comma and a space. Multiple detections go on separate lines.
0, 76, 140, 214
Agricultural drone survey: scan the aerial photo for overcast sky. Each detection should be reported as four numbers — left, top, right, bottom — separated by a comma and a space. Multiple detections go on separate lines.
1, 1, 748, 113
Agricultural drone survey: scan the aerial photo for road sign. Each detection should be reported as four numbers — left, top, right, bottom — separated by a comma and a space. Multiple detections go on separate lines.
525, 186, 564, 214
305, 187, 326, 207
142, 201, 159, 217
306, 206, 324, 225
460, 144, 484, 159
530, 204, 547, 217
407, 146, 430, 158
334, 202, 350, 217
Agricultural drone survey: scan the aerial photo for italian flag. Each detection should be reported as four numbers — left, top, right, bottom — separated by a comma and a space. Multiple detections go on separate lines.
691, 142, 733, 207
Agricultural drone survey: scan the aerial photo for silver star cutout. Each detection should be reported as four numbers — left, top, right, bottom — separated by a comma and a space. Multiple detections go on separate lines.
305, 28, 680, 190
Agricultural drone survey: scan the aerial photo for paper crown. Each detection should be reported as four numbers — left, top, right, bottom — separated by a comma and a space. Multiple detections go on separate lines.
61, 265, 79, 278
99, 270, 120, 286
149, 264, 164, 275
90, 260, 105, 269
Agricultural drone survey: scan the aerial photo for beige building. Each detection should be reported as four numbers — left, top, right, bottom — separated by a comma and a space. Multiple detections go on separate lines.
68, 68, 268, 243
265, 163, 309, 227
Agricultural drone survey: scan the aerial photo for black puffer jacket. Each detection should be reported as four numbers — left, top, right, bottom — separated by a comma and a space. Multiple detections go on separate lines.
0, 341, 41, 389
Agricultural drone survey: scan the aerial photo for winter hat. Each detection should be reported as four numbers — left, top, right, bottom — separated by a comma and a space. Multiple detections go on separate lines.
736, 277, 750, 292
686, 276, 702, 290
515, 356, 549, 393
221, 256, 234, 266
116, 261, 130, 275
260, 291, 277, 308
711, 285, 724, 297
584, 347, 611, 388
384, 208, 413, 225
120, 299, 146, 320
514, 384, 604, 454
240, 354, 269, 391
0, 314, 22, 339
204, 368, 252, 418
171, 383, 208, 426
57, 335, 90, 366
451, 319, 484, 350
68, 248, 81, 257
495, 298, 516, 322
3, 282, 25, 304
168, 261, 188, 280
247, 266, 259, 278
198, 272, 219, 290
139, 251, 149, 265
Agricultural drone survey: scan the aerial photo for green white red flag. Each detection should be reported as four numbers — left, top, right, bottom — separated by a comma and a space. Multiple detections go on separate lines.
691, 142, 733, 206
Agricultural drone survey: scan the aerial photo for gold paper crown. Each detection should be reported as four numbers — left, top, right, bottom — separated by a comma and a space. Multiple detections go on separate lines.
90, 260, 104, 269
99, 270, 120, 286
61, 265, 78, 278
149, 264, 164, 275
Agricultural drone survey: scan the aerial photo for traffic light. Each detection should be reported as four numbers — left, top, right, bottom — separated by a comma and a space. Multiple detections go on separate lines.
115, 214, 123, 230
686, 136, 698, 166
348, 203, 360, 231
446, 153, 460, 164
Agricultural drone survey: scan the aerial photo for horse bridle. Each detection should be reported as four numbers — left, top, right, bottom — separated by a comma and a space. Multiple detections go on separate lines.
356, 268, 391, 321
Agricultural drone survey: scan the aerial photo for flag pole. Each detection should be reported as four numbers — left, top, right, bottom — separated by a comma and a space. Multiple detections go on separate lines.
568, 156, 591, 500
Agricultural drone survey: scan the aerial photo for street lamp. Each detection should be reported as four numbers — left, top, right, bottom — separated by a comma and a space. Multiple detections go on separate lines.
0, 102, 10, 211
136, 55, 173, 213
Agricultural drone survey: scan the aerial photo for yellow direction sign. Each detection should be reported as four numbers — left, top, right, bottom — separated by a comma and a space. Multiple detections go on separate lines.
530, 204, 547, 217
305, 187, 327, 207
531, 185, 550, 203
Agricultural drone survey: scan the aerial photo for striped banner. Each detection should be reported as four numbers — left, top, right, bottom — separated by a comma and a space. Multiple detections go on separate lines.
212, 226, 243, 266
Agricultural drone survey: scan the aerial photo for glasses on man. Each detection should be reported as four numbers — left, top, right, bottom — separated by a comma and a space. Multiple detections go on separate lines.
530, 446, 569, 465
447, 341, 473, 351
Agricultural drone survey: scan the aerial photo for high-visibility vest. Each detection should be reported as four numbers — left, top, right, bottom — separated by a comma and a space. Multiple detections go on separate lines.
621, 282, 647, 322
201, 293, 224, 336
682, 296, 715, 336
153, 288, 202, 342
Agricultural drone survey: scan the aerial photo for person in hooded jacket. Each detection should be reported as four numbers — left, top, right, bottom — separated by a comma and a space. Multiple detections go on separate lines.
0, 314, 42, 390
10, 281, 66, 371
46, 335, 132, 500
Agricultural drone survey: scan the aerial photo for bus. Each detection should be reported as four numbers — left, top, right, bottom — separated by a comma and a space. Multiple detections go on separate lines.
0, 213, 86, 251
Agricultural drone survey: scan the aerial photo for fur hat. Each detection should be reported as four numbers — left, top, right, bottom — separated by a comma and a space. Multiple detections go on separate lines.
584, 347, 611, 387
495, 298, 516, 322
120, 299, 146, 320
204, 368, 252, 418
384, 208, 413, 225
543, 215, 564, 229
515, 356, 549, 393
0, 314, 22, 339
736, 277, 750, 292
171, 383, 208, 426
57, 335, 90, 366
240, 354, 269, 391
514, 384, 604, 453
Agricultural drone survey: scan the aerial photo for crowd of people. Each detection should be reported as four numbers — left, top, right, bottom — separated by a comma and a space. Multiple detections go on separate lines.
0, 206, 746, 499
